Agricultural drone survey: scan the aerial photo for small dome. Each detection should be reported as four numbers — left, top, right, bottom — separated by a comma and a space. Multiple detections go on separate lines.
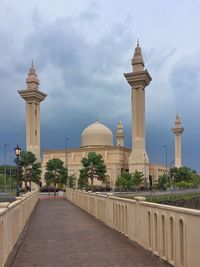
81, 121, 113, 147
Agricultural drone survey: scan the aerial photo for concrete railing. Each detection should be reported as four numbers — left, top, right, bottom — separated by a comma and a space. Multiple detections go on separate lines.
65, 189, 200, 267
0, 190, 38, 267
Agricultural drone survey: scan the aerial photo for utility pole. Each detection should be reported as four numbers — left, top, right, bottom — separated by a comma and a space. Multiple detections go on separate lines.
65, 138, 69, 187
4, 143, 7, 192
162, 145, 168, 174
9, 156, 13, 192
144, 153, 147, 188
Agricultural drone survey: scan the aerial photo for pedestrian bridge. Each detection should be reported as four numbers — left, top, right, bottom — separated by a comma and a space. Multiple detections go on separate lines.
0, 190, 199, 267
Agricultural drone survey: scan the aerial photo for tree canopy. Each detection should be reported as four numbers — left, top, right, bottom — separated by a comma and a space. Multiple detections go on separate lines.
170, 166, 200, 188
156, 166, 200, 190
19, 151, 41, 192
78, 152, 106, 190
45, 158, 67, 195
115, 171, 144, 191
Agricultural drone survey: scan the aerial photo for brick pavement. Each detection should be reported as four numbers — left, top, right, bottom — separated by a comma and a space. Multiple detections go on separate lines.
8, 198, 171, 267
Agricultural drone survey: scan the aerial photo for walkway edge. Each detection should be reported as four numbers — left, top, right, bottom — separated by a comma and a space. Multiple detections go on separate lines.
4, 201, 39, 267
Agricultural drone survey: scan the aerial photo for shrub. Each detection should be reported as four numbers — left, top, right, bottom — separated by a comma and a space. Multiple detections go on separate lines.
175, 181, 194, 189
40, 186, 60, 192
85, 185, 111, 192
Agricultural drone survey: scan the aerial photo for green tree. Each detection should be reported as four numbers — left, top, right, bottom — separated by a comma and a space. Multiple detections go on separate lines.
28, 162, 42, 189
115, 172, 133, 191
156, 174, 170, 190
78, 170, 89, 189
0, 165, 17, 190
78, 152, 106, 191
68, 174, 77, 188
115, 171, 144, 191
191, 172, 200, 186
170, 166, 200, 187
132, 170, 144, 187
19, 151, 41, 192
45, 158, 67, 196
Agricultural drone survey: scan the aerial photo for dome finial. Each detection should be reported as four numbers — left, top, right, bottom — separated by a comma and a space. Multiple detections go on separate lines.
137, 38, 139, 47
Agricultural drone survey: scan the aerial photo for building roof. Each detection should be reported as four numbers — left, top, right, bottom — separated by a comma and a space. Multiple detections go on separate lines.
81, 120, 113, 147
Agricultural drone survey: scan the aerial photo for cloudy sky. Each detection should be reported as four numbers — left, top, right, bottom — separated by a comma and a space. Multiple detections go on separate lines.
1, 0, 200, 171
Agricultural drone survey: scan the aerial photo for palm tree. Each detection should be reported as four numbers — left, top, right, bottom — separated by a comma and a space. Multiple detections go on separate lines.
79, 152, 106, 191
27, 162, 42, 190
19, 151, 41, 192
45, 158, 67, 196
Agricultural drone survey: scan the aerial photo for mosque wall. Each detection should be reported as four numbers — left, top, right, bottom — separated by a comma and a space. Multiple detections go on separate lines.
41, 147, 130, 187
41, 148, 165, 187
149, 164, 167, 184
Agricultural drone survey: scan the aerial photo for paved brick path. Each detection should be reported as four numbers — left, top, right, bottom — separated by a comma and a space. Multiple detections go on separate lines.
8, 198, 171, 267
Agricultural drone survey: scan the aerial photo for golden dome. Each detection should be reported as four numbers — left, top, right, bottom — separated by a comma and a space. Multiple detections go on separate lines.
81, 121, 113, 147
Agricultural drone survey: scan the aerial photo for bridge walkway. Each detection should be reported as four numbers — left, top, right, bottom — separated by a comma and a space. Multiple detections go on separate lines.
7, 197, 171, 267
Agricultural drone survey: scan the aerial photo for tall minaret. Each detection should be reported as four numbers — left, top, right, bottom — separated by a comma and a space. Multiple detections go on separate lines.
124, 41, 152, 175
116, 121, 125, 146
18, 63, 47, 161
172, 113, 184, 168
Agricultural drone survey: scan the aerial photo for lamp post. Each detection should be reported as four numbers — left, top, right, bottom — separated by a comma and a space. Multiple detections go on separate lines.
168, 160, 174, 189
9, 156, 13, 192
144, 153, 147, 189
162, 145, 168, 174
4, 143, 8, 192
15, 144, 21, 196
65, 138, 69, 188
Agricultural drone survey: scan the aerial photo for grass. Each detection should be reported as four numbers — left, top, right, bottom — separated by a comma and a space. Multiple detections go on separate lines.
146, 192, 200, 203
119, 192, 200, 210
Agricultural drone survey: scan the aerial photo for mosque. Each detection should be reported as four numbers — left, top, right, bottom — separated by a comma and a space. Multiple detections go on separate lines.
18, 42, 184, 187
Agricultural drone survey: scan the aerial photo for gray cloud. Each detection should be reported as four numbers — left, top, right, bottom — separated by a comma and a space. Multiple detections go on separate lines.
0, 1, 200, 172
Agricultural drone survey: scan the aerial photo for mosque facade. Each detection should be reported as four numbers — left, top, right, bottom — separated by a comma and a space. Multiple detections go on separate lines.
19, 43, 184, 188
42, 120, 130, 187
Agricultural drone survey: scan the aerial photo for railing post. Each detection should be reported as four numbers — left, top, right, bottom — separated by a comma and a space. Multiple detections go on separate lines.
134, 196, 146, 245
106, 193, 114, 227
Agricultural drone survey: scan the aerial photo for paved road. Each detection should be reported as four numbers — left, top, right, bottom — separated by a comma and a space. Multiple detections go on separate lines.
8, 198, 171, 267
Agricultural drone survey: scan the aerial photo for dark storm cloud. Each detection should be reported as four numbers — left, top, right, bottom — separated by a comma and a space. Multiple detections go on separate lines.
1, 8, 134, 155
1, 0, 200, 172
146, 52, 200, 171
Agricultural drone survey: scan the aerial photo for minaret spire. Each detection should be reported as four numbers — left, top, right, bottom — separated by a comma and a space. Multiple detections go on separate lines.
18, 63, 47, 161
26, 61, 39, 90
124, 43, 152, 180
172, 113, 184, 168
116, 121, 125, 146
131, 41, 145, 72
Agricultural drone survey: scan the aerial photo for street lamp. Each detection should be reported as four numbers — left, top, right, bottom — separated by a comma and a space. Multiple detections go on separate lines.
65, 138, 69, 187
4, 142, 8, 192
9, 156, 14, 192
144, 153, 147, 189
15, 144, 21, 196
162, 145, 168, 174
168, 160, 175, 189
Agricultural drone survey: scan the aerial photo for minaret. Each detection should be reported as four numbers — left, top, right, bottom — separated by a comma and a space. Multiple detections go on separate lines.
124, 41, 152, 176
172, 113, 184, 168
116, 121, 125, 146
18, 63, 47, 161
